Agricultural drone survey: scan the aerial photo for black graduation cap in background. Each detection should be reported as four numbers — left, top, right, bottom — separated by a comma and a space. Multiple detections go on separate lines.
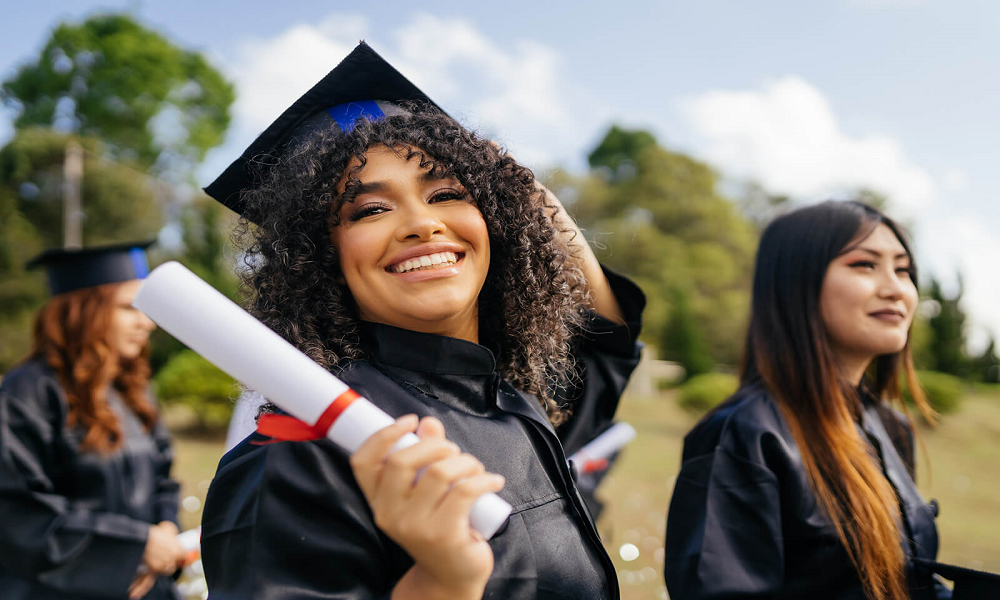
913, 558, 1000, 600
25, 241, 154, 296
204, 41, 444, 220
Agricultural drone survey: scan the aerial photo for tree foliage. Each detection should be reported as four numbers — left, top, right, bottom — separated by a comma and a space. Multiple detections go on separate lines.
925, 276, 972, 378
1, 13, 234, 177
548, 126, 758, 366
0, 13, 234, 374
0, 128, 165, 371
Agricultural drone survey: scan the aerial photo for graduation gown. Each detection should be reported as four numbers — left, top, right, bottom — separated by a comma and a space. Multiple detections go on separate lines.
201, 269, 645, 600
0, 358, 181, 600
664, 383, 952, 600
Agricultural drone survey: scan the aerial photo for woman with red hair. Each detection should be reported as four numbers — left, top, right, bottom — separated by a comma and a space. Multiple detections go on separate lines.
0, 243, 185, 600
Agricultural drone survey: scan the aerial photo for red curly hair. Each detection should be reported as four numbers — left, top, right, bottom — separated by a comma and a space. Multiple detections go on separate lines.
30, 281, 157, 453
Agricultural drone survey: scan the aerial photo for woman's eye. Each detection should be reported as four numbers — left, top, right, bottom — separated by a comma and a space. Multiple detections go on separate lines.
896, 267, 913, 277
348, 202, 390, 221
430, 189, 467, 203
849, 260, 876, 270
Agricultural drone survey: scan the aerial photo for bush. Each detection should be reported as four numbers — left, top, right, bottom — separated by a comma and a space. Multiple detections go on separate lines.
154, 349, 239, 430
901, 370, 965, 416
678, 373, 739, 413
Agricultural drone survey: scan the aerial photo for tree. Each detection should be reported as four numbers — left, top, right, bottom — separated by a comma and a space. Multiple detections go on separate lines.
586, 126, 657, 182
970, 337, 1000, 384
1, 13, 234, 178
661, 286, 715, 379
925, 276, 972, 378
0, 13, 235, 374
548, 126, 758, 366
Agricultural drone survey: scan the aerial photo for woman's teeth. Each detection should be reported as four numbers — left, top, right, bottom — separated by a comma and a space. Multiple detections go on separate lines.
392, 252, 459, 273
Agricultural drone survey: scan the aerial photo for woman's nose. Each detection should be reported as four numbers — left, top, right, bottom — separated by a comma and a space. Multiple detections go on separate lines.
397, 204, 446, 241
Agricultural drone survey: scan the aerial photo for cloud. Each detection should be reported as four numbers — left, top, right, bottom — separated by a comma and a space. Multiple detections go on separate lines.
199, 12, 586, 180
920, 214, 1000, 354
678, 76, 997, 344
678, 76, 936, 209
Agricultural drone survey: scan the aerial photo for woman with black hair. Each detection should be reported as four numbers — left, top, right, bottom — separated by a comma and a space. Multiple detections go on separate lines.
664, 201, 949, 600
199, 43, 644, 600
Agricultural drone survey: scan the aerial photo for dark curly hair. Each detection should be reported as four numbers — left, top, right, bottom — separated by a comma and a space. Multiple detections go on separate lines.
235, 106, 588, 423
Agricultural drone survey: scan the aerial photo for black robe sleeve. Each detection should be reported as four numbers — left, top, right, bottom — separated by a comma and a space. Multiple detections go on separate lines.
0, 368, 149, 598
557, 266, 646, 455
664, 444, 784, 599
201, 437, 406, 600
150, 418, 180, 526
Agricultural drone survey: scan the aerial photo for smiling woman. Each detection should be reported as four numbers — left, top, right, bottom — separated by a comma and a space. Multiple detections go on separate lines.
330, 146, 491, 343
199, 43, 645, 600
0, 242, 186, 600
664, 201, 951, 600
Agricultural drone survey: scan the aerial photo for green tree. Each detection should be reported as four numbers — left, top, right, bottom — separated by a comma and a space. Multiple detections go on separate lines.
586, 126, 657, 181
970, 337, 1000, 383
547, 126, 758, 366
661, 286, 715, 379
2, 13, 234, 177
926, 276, 972, 378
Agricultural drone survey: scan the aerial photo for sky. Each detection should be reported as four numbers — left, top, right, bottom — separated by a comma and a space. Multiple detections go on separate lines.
2, 0, 998, 349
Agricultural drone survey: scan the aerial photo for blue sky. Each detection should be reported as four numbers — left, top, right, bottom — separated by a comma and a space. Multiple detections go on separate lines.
3, 0, 998, 347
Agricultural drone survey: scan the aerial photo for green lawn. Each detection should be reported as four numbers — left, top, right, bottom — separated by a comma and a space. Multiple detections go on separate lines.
168, 388, 1000, 599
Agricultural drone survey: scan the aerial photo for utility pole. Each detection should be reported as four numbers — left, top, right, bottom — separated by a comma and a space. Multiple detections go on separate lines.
63, 140, 83, 249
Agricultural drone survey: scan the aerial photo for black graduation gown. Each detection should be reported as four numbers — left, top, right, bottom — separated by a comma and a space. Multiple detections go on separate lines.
200, 270, 645, 600
664, 383, 952, 600
0, 358, 181, 600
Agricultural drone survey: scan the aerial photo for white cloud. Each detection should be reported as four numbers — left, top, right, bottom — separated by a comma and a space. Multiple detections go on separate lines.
678, 76, 936, 209
678, 76, 998, 345
919, 214, 1000, 354
942, 168, 969, 192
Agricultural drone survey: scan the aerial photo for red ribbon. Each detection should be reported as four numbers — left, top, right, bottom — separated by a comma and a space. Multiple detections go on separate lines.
253, 389, 360, 443
580, 458, 610, 474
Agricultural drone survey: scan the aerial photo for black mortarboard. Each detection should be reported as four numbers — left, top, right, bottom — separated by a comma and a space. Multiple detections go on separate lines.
913, 558, 1000, 600
204, 41, 443, 219
25, 241, 154, 296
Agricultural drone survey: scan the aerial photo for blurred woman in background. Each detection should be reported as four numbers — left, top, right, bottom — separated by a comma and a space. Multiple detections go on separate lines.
0, 243, 186, 600
664, 201, 950, 600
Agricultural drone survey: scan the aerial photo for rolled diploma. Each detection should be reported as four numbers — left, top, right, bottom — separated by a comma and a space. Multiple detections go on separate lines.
133, 261, 511, 539
568, 422, 636, 477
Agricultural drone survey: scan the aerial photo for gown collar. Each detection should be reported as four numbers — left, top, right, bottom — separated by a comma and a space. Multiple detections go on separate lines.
360, 321, 497, 375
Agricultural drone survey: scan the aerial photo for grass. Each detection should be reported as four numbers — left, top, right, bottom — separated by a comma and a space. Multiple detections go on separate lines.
167, 388, 1000, 599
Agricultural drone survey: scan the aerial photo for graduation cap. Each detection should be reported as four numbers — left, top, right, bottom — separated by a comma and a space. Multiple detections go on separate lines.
25, 241, 154, 296
913, 558, 1000, 600
204, 41, 444, 220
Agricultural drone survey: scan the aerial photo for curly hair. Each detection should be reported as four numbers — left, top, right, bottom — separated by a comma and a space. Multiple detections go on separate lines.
235, 106, 588, 423
30, 282, 157, 453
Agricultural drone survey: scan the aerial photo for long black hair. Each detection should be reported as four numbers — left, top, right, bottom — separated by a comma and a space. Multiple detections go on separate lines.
741, 200, 933, 600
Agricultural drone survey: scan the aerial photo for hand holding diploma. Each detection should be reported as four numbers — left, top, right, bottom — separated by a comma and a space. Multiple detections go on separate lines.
352, 415, 502, 600
132, 262, 512, 541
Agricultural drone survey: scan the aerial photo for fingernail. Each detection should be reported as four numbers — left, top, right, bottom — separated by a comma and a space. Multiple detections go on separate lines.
399, 414, 418, 427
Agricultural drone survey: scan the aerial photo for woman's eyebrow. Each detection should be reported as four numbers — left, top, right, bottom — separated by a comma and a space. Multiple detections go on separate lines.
352, 181, 387, 196
852, 246, 910, 260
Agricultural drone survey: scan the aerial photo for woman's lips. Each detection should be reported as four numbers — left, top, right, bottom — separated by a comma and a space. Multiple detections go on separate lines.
869, 309, 905, 322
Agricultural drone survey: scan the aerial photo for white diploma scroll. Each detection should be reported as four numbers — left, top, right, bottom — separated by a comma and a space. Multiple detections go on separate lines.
133, 261, 511, 539
568, 422, 637, 478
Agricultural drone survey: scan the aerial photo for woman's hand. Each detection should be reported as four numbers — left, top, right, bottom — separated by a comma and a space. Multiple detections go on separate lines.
141, 521, 186, 575
350, 415, 505, 600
